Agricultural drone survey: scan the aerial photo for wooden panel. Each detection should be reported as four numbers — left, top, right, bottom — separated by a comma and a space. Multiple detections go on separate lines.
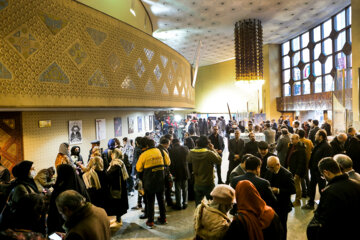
0, 112, 23, 173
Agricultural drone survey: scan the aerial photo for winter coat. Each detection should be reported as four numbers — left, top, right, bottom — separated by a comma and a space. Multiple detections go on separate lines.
169, 144, 190, 181
285, 142, 307, 178
309, 141, 332, 171
194, 199, 231, 240
276, 134, 290, 166
63, 203, 110, 240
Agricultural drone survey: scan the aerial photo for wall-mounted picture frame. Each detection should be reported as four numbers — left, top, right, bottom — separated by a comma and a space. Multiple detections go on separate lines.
128, 117, 134, 134
149, 115, 154, 131
137, 116, 143, 132
95, 119, 106, 141
114, 117, 122, 137
69, 120, 82, 145
145, 116, 149, 131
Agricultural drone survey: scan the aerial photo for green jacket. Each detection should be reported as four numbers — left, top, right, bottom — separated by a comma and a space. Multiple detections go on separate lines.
187, 148, 222, 186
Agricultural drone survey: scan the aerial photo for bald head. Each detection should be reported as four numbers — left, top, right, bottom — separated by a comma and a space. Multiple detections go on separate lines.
337, 133, 348, 143
334, 154, 353, 172
267, 156, 280, 173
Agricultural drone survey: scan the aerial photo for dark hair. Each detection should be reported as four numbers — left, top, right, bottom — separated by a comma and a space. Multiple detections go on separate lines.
122, 137, 128, 142
113, 138, 120, 146
348, 127, 355, 134
172, 138, 180, 145
240, 154, 253, 164
312, 120, 319, 126
245, 156, 262, 171
164, 134, 173, 140
318, 157, 341, 174
284, 120, 288, 124
281, 128, 289, 135
265, 123, 271, 128
294, 121, 300, 126
15, 194, 46, 232
258, 141, 268, 150
189, 128, 195, 135
197, 136, 209, 148
160, 137, 170, 145
135, 136, 142, 146
298, 129, 305, 138
317, 129, 327, 140
147, 139, 156, 148
145, 132, 150, 136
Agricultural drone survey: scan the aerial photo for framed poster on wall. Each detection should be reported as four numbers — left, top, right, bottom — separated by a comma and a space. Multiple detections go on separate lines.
145, 116, 149, 131
114, 117, 122, 137
149, 115, 153, 131
137, 116, 143, 132
69, 120, 82, 145
95, 119, 106, 140
128, 117, 134, 134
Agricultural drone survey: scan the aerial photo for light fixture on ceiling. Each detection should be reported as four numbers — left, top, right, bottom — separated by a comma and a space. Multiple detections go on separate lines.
234, 19, 264, 88
130, 0, 136, 16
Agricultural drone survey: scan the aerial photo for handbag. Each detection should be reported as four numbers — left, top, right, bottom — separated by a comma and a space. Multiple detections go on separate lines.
307, 216, 322, 240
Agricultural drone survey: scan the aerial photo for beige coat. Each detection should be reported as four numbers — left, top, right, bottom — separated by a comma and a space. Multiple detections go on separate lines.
194, 199, 231, 240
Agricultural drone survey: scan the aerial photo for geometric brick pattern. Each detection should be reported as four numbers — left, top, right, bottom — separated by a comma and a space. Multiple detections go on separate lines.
0, 0, 194, 109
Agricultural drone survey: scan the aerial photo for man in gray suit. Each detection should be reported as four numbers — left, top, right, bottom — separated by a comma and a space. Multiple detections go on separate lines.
276, 128, 290, 166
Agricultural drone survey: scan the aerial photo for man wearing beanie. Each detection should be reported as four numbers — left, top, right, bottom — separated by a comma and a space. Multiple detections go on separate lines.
194, 184, 235, 240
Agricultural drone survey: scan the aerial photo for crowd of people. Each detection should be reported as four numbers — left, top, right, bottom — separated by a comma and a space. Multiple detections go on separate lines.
0, 115, 360, 240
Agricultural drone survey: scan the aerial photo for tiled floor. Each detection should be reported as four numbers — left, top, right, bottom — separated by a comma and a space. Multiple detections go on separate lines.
112, 139, 318, 239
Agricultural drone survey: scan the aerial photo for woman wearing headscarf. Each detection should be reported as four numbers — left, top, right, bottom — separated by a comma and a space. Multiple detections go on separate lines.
105, 148, 129, 224
47, 164, 90, 235
70, 146, 84, 165
0, 161, 40, 230
194, 184, 235, 240
78, 146, 106, 208
223, 180, 283, 240
55, 142, 74, 169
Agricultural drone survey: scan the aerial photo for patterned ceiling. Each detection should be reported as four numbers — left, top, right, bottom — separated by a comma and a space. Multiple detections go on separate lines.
142, 0, 351, 66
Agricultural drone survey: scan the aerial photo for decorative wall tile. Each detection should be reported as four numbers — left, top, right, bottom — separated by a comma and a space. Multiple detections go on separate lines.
144, 48, 154, 62
0, 0, 9, 12
173, 85, 179, 95
0, 62, 12, 79
134, 58, 145, 78
108, 52, 121, 72
86, 27, 107, 46
39, 62, 69, 84
88, 69, 108, 87
178, 76, 182, 87
6, 24, 41, 59
121, 76, 136, 89
160, 55, 168, 68
181, 88, 186, 97
154, 64, 162, 81
67, 40, 88, 69
168, 69, 174, 84
161, 83, 169, 95
39, 12, 68, 35
120, 39, 134, 55
144, 79, 155, 93
172, 60, 178, 72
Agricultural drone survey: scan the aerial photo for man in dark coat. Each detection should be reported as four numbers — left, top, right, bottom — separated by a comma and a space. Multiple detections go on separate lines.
255, 141, 275, 178
226, 130, 245, 184
345, 128, 360, 173
308, 119, 320, 144
302, 130, 332, 210
169, 138, 190, 210
307, 157, 360, 240
209, 126, 225, 184
284, 134, 306, 206
231, 156, 277, 209
265, 156, 295, 240
56, 190, 111, 240
157, 137, 174, 207
244, 132, 259, 155
330, 133, 347, 155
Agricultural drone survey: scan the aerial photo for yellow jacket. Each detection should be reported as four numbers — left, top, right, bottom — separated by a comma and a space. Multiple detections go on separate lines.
136, 147, 170, 173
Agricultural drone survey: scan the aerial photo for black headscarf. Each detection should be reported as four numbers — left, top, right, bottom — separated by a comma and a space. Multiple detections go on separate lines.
11, 160, 39, 193
70, 146, 81, 157
47, 164, 90, 234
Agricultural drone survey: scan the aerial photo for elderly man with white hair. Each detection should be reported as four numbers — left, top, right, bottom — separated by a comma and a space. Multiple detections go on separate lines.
264, 156, 295, 239
334, 154, 360, 182
330, 133, 347, 155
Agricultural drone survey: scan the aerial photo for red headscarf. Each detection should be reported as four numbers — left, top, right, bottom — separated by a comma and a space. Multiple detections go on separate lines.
235, 180, 275, 240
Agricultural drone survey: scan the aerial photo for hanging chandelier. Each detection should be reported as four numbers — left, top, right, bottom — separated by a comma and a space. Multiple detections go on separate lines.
234, 19, 264, 86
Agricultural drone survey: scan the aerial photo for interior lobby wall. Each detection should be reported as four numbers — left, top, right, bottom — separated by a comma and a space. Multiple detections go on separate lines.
352, 1, 360, 124
22, 110, 153, 170
195, 45, 281, 118
76, 0, 153, 35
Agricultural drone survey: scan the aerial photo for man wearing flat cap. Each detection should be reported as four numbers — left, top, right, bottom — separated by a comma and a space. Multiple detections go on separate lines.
255, 141, 275, 178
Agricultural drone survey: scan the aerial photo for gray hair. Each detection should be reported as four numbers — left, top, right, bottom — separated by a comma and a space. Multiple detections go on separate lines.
334, 154, 353, 170
56, 190, 86, 212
